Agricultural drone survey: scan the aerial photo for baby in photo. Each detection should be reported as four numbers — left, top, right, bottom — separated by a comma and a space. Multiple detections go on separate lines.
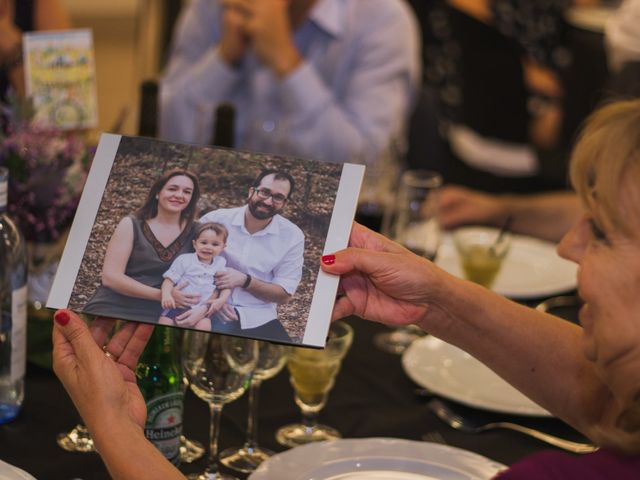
159, 222, 230, 329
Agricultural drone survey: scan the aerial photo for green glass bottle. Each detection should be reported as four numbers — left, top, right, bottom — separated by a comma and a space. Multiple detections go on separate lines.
136, 326, 183, 465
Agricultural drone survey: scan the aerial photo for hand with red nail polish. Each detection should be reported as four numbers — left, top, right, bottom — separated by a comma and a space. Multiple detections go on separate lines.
52, 310, 182, 478
319, 222, 447, 328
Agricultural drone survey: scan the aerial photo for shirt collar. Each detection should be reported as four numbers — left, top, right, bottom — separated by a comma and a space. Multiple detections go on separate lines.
307, 0, 345, 38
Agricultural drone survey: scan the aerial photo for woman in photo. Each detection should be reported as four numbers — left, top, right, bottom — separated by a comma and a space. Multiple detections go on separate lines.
83, 168, 200, 324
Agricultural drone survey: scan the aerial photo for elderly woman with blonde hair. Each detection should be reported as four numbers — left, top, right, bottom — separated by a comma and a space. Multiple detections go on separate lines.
322, 98, 640, 476
51, 99, 640, 478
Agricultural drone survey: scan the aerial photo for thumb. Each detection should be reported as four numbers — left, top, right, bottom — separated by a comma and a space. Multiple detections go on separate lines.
52, 309, 101, 368
321, 248, 393, 276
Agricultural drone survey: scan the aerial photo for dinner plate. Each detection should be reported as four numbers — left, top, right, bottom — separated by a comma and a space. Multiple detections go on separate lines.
403, 336, 550, 417
249, 438, 506, 480
435, 233, 577, 299
0, 460, 36, 480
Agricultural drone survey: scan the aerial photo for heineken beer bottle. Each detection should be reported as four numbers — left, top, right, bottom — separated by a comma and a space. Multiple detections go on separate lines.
136, 326, 183, 465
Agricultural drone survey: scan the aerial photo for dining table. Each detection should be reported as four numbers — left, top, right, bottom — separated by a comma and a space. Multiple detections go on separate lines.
0, 297, 587, 480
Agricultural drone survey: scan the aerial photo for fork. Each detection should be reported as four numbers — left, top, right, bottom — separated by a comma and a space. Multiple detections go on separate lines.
427, 398, 598, 454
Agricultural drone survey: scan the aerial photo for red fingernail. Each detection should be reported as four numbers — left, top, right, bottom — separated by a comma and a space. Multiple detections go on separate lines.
322, 254, 336, 265
54, 310, 70, 326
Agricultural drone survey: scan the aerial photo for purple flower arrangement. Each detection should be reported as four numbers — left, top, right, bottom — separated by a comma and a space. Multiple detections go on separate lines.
1, 107, 92, 243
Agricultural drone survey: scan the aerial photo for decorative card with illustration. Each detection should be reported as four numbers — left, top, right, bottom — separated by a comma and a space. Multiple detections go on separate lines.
47, 134, 364, 347
23, 29, 98, 130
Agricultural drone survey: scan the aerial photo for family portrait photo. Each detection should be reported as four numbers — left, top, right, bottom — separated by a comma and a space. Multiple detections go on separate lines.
48, 134, 363, 346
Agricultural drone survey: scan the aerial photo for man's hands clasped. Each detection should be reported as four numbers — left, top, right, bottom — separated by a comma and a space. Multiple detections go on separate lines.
220, 0, 302, 77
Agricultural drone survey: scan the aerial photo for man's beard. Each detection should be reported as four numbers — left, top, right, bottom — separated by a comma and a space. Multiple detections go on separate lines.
248, 199, 279, 220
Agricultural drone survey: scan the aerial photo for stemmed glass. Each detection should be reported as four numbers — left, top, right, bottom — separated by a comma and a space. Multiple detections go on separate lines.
275, 321, 353, 448
182, 332, 257, 480
220, 341, 286, 473
174, 328, 205, 464
374, 169, 443, 354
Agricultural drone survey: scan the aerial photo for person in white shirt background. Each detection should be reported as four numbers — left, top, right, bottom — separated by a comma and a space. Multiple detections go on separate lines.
159, 0, 420, 168
158, 222, 231, 330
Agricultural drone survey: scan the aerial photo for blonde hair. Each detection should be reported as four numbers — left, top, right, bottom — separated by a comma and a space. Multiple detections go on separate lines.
570, 99, 640, 234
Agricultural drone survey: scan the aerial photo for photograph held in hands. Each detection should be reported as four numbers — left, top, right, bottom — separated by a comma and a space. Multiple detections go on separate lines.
47, 134, 363, 347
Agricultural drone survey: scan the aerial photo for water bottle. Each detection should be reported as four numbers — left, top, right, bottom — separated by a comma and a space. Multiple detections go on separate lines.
136, 326, 183, 465
210, 102, 236, 148
0, 167, 28, 424
138, 80, 158, 138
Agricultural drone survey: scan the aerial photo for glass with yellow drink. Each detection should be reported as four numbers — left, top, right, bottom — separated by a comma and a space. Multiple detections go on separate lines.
453, 227, 511, 288
276, 321, 353, 447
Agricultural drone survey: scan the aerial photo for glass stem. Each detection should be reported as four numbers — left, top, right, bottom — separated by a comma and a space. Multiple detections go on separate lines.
206, 401, 224, 477
302, 409, 319, 434
245, 377, 262, 450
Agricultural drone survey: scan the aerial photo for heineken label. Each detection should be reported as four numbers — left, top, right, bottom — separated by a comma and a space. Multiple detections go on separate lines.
144, 392, 183, 464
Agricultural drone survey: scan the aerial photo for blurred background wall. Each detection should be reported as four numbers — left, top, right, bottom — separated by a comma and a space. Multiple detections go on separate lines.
62, 0, 182, 135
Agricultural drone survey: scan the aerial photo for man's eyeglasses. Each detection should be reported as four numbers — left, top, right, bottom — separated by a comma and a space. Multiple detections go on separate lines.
253, 187, 288, 204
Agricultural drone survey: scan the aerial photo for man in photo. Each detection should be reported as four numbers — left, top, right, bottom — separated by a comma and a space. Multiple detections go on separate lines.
180, 169, 304, 343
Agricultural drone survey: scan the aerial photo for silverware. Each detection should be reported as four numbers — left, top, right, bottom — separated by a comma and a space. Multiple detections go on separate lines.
427, 398, 598, 454
535, 295, 581, 313
421, 430, 448, 445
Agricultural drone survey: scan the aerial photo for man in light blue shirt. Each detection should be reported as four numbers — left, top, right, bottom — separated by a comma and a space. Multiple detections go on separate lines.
159, 0, 421, 166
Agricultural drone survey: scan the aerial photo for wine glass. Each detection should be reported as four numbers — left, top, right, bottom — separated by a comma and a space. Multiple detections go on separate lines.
173, 329, 206, 464
374, 169, 443, 354
219, 341, 286, 473
182, 331, 257, 480
275, 321, 353, 448
355, 145, 400, 233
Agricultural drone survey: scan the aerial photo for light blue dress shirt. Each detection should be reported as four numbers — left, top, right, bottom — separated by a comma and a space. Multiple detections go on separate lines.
159, 0, 421, 166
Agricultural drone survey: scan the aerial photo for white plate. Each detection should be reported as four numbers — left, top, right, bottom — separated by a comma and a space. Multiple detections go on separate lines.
249, 438, 506, 480
435, 233, 577, 299
0, 460, 36, 480
403, 336, 550, 417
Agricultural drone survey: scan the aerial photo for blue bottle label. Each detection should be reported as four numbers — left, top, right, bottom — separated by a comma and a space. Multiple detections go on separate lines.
10, 286, 27, 383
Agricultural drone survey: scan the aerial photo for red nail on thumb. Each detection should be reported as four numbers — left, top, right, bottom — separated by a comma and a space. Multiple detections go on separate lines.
322, 254, 336, 265
54, 310, 70, 326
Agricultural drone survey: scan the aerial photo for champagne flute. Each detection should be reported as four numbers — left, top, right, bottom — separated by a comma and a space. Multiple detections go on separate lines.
219, 341, 286, 473
374, 170, 442, 354
173, 329, 205, 464
182, 331, 257, 480
275, 321, 353, 448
